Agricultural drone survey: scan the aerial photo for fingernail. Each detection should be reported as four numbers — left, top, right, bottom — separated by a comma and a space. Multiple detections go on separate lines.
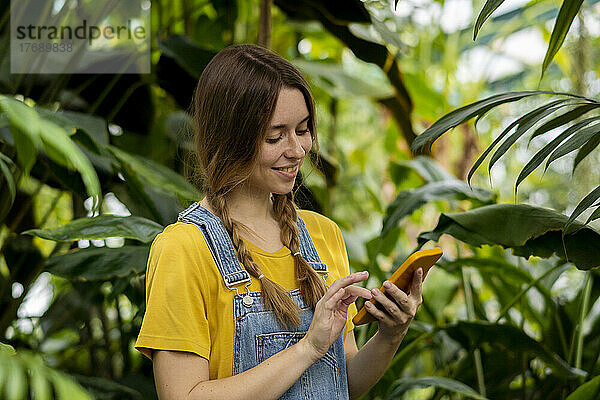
359, 271, 368, 275
365, 302, 372, 308
383, 281, 392, 289
372, 288, 381, 296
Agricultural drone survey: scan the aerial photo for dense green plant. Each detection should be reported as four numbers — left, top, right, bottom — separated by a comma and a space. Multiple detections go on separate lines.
1, 0, 600, 399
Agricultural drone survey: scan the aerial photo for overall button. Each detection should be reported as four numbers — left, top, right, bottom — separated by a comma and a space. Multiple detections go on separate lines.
242, 295, 254, 307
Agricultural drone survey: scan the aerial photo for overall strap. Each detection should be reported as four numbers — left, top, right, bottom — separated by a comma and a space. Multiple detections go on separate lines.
178, 202, 251, 289
177, 202, 330, 288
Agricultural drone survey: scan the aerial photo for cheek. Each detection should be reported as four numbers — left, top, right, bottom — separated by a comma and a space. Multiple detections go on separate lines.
300, 136, 313, 152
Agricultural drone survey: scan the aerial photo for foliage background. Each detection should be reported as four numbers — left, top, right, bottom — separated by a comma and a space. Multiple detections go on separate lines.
1, 0, 600, 399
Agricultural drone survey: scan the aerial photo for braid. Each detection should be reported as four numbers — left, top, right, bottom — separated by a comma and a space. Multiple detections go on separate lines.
207, 192, 301, 328
273, 192, 327, 308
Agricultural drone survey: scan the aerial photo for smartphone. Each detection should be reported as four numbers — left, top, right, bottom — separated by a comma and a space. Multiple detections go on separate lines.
352, 247, 443, 326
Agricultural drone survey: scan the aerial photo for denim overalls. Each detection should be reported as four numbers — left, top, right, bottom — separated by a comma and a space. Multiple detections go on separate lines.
178, 202, 350, 399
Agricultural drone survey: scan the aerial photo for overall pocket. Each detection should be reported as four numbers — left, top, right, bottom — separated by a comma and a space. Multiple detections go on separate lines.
255, 331, 342, 400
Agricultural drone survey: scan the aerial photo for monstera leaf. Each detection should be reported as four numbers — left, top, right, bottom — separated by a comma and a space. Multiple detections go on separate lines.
418, 204, 600, 270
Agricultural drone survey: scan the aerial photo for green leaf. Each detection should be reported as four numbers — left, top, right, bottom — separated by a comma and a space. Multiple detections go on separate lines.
529, 103, 599, 143
106, 145, 201, 202
545, 122, 600, 170
417, 204, 600, 269
118, 161, 163, 222
0, 96, 42, 174
488, 99, 572, 174
473, 0, 506, 40
49, 369, 93, 400
564, 186, 600, 233
45, 245, 150, 281
585, 206, 600, 224
442, 321, 585, 378
382, 180, 496, 237
0, 349, 92, 400
158, 35, 216, 79
0, 342, 16, 356
441, 257, 554, 306
294, 59, 394, 99
516, 116, 600, 190
387, 376, 489, 400
23, 215, 163, 243
398, 156, 457, 183
566, 375, 600, 400
411, 91, 566, 153
19, 353, 52, 400
37, 119, 101, 211
4, 356, 27, 400
72, 375, 143, 400
403, 72, 446, 121
541, 0, 584, 78
0, 152, 17, 222
366, 226, 401, 260
573, 130, 600, 172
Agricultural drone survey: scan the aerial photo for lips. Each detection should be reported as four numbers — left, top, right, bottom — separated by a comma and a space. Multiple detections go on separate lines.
272, 166, 298, 172
272, 166, 298, 178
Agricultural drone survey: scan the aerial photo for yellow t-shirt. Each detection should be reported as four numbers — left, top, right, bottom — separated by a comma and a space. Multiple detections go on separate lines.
134, 209, 358, 380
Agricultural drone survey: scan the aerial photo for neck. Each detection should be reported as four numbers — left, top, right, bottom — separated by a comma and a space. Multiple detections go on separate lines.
227, 184, 274, 225
201, 184, 276, 228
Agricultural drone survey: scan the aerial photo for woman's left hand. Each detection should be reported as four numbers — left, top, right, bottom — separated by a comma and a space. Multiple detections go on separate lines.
364, 268, 423, 339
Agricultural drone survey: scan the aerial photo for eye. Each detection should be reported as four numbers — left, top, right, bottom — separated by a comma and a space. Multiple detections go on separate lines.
266, 136, 281, 144
296, 129, 310, 135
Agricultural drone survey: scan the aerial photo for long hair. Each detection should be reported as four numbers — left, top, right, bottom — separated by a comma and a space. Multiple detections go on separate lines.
190, 44, 327, 327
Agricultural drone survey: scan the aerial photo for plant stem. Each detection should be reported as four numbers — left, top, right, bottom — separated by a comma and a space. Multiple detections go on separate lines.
520, 293, 528, 400
494, 262, 563, 323
575, 272, 593, 371
462, 267, 486, 397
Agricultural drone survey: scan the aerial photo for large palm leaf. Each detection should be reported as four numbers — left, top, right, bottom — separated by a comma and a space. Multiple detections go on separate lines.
473, 0, 587, 78
411, 90, 600, 230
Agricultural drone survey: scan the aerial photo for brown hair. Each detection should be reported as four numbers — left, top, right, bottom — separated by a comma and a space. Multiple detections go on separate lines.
190, 44, 326, 327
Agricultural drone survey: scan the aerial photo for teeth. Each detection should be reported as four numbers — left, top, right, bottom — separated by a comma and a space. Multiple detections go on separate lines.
275, 167, 296, 172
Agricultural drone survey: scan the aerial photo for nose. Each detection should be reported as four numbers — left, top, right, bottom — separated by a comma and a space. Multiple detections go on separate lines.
284, 130, 307, 159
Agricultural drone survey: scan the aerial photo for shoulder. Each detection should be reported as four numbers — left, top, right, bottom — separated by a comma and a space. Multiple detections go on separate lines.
148, 221, 214, 271
297, 209, 340, 233
152, 221, 205, 251
297, 209, 343, 243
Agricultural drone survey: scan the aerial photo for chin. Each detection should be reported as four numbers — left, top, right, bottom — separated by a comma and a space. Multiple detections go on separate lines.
270, 185, 295, 195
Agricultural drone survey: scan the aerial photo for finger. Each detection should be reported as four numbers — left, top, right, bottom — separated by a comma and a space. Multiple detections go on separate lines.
324, 286, 346, 310
382, 281, 409, 308
371, 287, 403, 317
323, 271, 369, 301
343, 285, 372, 300
363, 300, 394, 325
341, 295, 358, 306
410, 268, 424, 300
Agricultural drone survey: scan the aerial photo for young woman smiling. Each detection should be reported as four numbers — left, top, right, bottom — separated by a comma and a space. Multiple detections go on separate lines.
134, 44, 424, 400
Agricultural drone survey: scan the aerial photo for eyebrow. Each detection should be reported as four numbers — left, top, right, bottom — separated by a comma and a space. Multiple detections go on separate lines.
270, 115, 310, 130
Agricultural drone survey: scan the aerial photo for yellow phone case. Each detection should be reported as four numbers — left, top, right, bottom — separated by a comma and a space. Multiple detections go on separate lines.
352, 247, 442, 326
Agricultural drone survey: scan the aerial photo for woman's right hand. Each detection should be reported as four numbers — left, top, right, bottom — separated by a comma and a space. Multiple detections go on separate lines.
301, 271, 372, 360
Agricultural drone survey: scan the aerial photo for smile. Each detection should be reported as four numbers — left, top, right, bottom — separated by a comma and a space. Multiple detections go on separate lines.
272, 166, 298, 178
273, 166, 297, 172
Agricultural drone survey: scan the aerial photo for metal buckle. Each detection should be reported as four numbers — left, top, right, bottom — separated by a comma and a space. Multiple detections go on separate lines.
241, 281, 254, 307
321, 272, 329, 287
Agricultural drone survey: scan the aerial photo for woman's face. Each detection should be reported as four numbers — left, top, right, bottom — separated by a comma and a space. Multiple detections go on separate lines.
246, 87, 314, 196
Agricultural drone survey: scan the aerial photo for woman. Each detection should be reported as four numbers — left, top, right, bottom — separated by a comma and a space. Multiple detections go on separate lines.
134, 44, 423, 400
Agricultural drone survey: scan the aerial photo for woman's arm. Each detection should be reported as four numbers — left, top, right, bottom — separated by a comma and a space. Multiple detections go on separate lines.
345, 268, 424, 399
153, 338, 319, 400
153, 272, 372, 400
